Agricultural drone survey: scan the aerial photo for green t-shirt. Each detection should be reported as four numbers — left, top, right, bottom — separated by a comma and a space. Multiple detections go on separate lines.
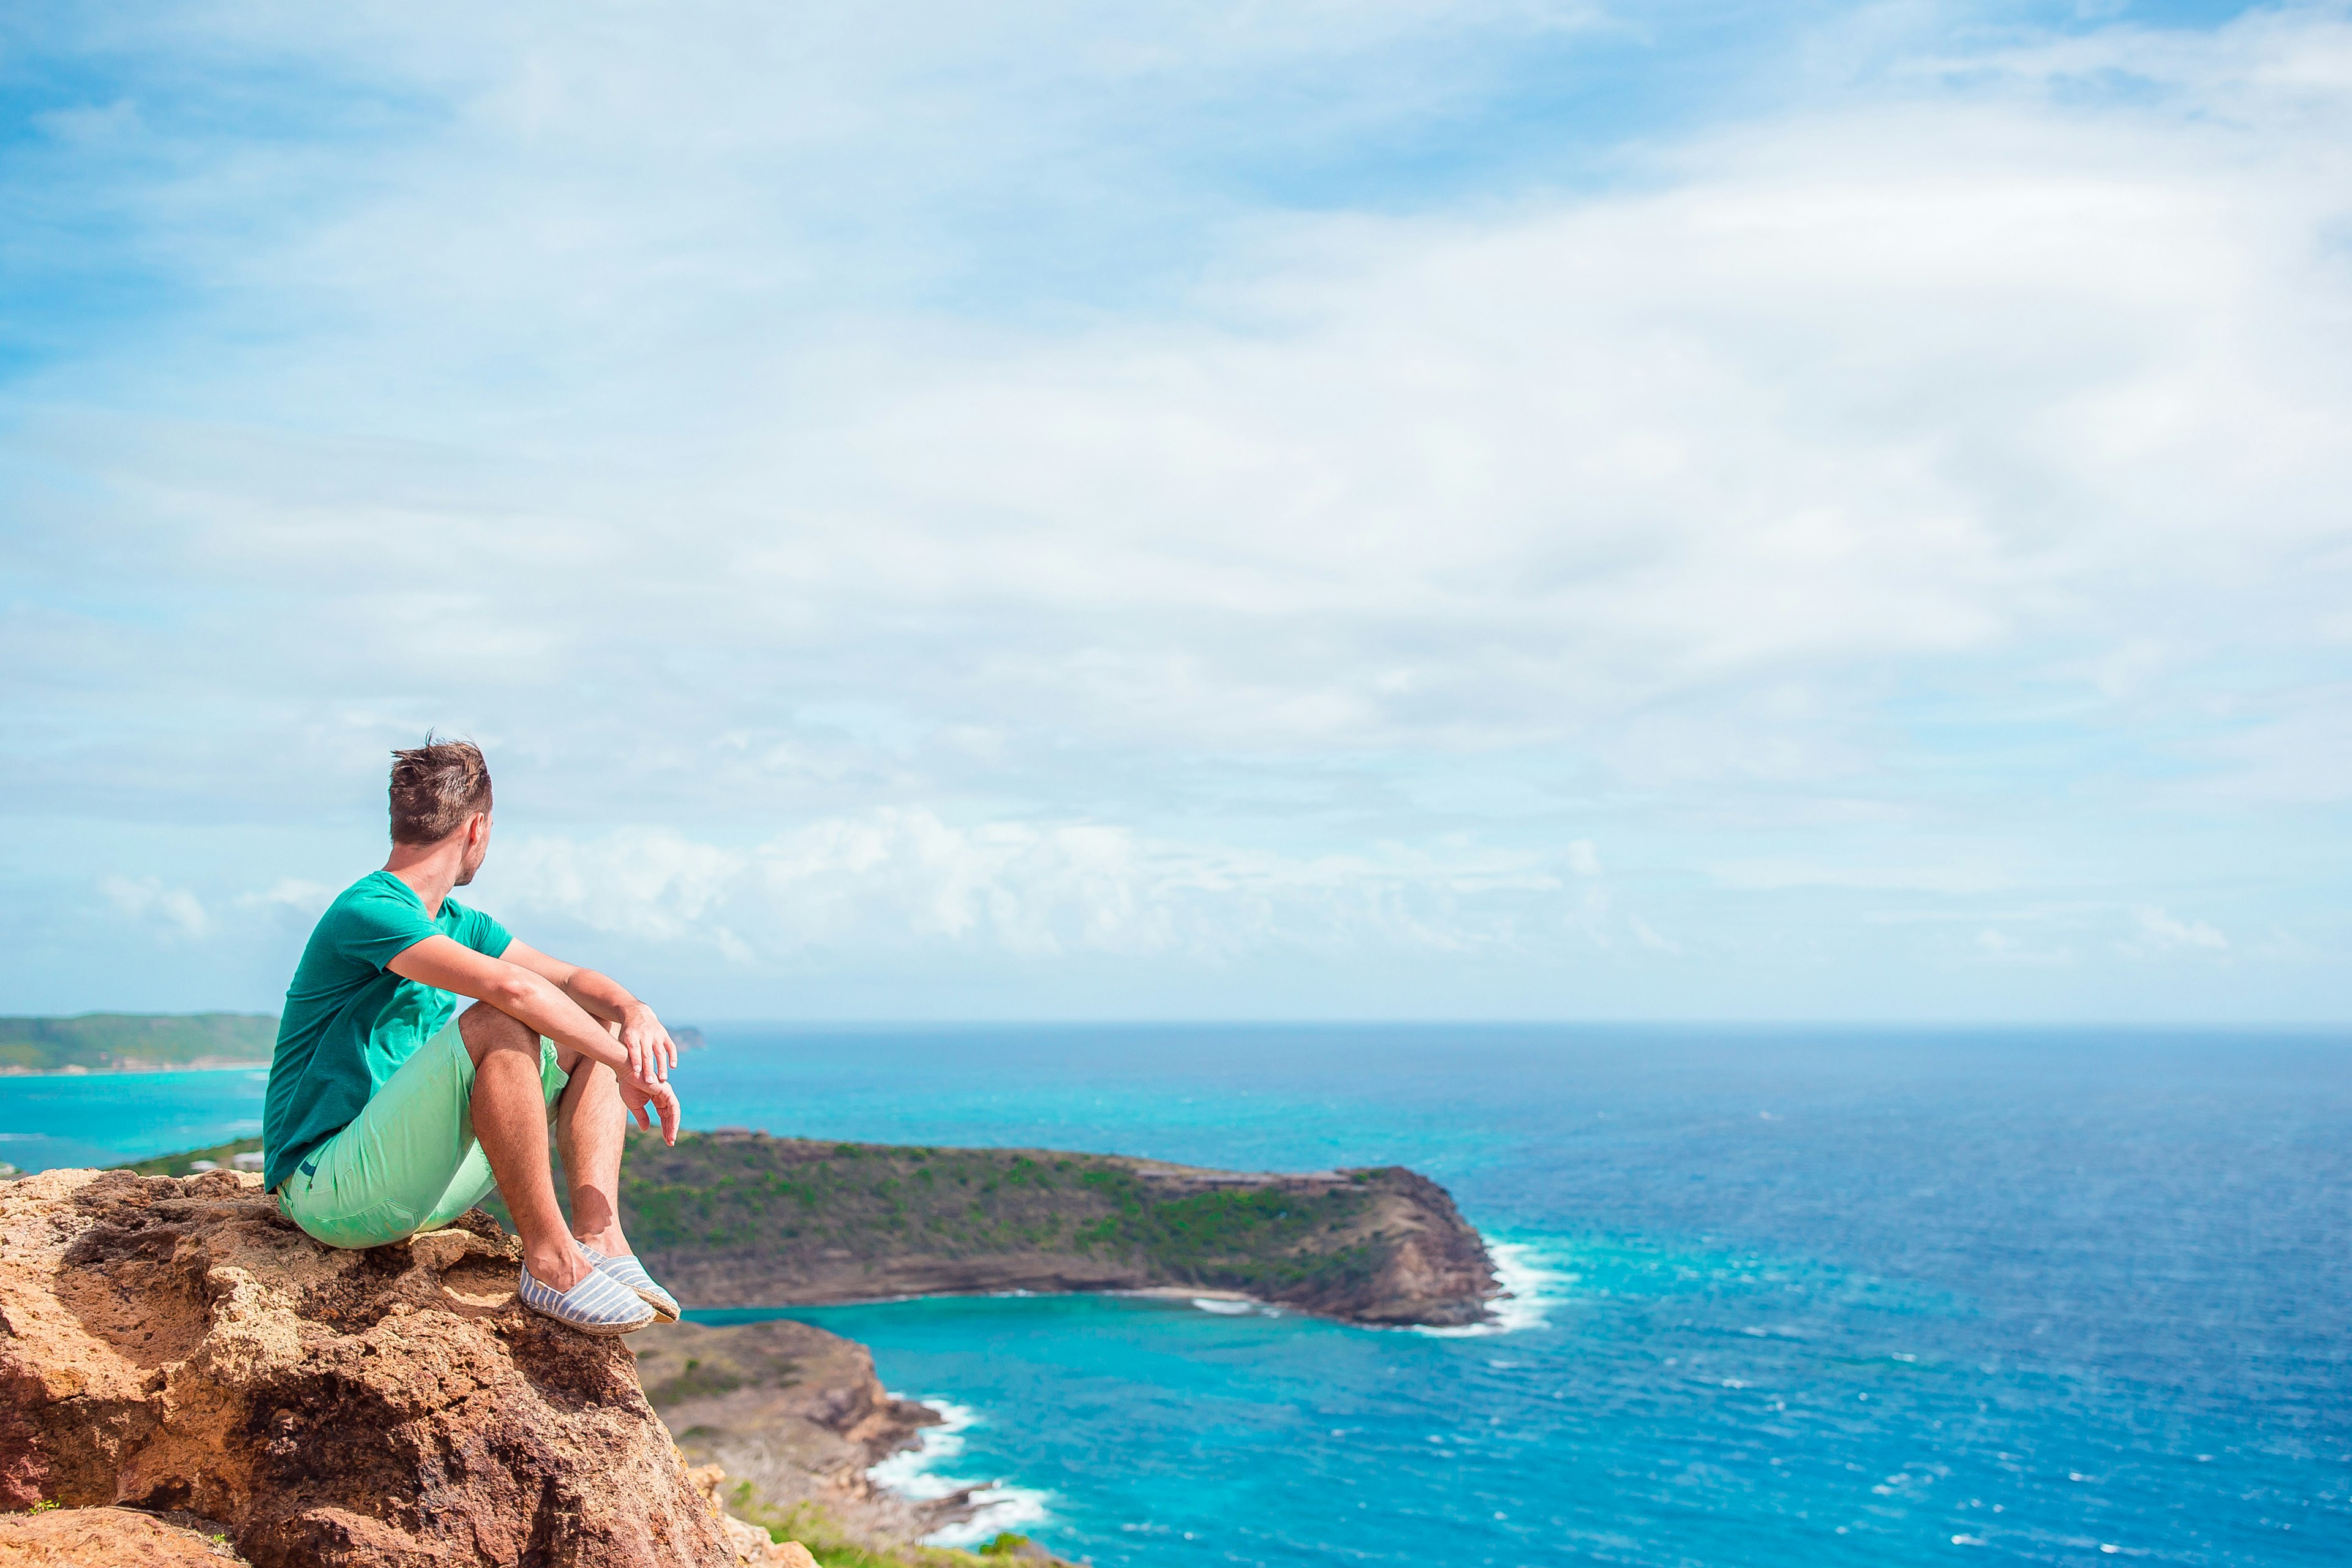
262, 871, 512, 1191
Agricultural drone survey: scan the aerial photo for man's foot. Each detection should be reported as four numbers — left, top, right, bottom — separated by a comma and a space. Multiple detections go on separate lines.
579, 1241, 681, 1322
518, 1256, 658, 1335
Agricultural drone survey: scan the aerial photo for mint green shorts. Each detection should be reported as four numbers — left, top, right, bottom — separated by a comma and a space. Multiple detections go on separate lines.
277, 1017, 569, 1249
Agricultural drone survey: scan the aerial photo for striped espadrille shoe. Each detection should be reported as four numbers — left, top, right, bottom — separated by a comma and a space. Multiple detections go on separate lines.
518, 1256, 658, 1335
579, 1242, 681, 1322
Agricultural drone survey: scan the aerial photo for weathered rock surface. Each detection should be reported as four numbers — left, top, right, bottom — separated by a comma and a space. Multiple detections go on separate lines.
0, 1506, 246, 1565
649, 1322, 1083, 1568
0, 1168, 731, 1568
623, 1133, 1502, 1327
680, 1466, 818, 1567
635, 1319, 967, 1547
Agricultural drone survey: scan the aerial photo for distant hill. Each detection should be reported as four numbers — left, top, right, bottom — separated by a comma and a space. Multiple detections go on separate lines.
0, 1013, 277, 1074
116, 1135, 266, 1177
1, 1016, 701, 1076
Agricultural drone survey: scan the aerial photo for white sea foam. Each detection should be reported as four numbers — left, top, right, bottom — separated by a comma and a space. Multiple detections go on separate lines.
870, 1396, 1056, 1548
926, 1480, 1055, 1548
1414, 1237, 1572, 1338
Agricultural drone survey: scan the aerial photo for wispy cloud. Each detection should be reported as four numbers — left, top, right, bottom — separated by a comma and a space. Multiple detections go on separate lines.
98, 875, 209, 940
4, 1, 2348, 1017
2128, 905, 2231, 955
480, 814, 1660, 965
1711, 860, 2013, 895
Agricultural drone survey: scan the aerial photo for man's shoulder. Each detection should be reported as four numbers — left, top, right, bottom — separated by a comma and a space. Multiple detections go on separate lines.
435, 894, 511, 954
288, 874, 425, 984
310, 872, 433, 940
322, 870, 413, 914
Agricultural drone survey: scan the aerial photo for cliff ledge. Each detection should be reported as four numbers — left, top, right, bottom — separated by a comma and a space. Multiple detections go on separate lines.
0, 1167, 732, 1567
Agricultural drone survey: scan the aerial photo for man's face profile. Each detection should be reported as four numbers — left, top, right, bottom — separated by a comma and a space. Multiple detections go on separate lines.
455, 813, 491, 886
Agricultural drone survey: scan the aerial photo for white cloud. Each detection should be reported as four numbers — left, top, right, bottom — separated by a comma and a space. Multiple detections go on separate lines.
477, 812, 1641, 963
236, 878, 337, 916
99, 875, 210, 940
1630, 914, 1681, 954
7, 3, 2351, 1014
2176, 688, 2352, 805
2129, 905, 2230, 954
1971, 927, 2075, 967
17, 4, 2344, 818
1710, 859, 2011, 895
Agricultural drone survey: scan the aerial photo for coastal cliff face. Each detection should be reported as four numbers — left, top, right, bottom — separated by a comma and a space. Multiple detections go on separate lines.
0, 1167, 731, 1567
620, 1132, 1501, 1327
636, 1319, 968, 1548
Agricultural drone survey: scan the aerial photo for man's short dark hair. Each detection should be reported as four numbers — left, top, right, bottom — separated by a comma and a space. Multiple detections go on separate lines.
389, 737, 493, 845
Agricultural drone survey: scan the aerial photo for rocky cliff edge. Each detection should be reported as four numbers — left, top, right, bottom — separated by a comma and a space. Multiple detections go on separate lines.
0, 1167, 734, 1567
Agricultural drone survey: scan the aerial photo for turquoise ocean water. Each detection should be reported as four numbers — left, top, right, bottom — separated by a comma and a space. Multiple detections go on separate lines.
6, 1025, 2346, 1566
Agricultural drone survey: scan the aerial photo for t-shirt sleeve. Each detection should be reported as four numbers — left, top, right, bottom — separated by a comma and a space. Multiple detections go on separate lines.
328, 884, 449, 971
445, 900, 514, 960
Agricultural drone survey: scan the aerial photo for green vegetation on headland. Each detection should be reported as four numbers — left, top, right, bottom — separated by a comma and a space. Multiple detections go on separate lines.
619, 1129, 1498, 1325
0, 1012, 276, 1074
117, 1135, 265, 1177
627, 1133, 1382, 1300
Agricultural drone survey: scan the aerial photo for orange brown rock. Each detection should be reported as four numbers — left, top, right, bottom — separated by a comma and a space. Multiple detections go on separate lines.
0, 1169, 731, 1568
0, 1506, 244, 1566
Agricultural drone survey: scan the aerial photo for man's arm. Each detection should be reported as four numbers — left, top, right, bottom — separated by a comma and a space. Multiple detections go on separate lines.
387, 935, 680, 1144
498, 940, 677, 1085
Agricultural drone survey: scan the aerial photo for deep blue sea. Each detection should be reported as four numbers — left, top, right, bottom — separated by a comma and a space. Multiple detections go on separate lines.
7, 1025, 2348, 1567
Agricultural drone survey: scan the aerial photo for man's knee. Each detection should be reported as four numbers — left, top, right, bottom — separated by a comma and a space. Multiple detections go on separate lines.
458, 1000, 537, 1067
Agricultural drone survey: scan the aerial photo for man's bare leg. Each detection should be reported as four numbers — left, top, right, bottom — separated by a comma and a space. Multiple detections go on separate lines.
557, 1038, 636, 1260
459, 1001, 591, 1291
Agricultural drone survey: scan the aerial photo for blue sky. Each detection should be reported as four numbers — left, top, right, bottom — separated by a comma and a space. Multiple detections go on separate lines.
3, 1, 2347, 1022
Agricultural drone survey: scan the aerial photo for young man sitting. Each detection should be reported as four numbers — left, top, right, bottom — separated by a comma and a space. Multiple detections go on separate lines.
261, 738, 686, 1334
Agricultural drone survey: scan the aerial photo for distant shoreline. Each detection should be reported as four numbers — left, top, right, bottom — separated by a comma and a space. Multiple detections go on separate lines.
2, 1012, 279, 1076
0, 1058, 271, 1078
0, 1014, 704, 1077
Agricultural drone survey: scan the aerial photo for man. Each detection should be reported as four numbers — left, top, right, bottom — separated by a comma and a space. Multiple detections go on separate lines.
262, 738, 685, 1334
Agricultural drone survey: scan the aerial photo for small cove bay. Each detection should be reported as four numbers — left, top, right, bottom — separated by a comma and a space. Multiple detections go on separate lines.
9, 1025, 2346, 1566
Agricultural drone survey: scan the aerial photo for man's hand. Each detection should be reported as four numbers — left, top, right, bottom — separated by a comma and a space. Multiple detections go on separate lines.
497, 941, 679, 1082
616, 1002, 679, 1085
620, 1072, 683, 1147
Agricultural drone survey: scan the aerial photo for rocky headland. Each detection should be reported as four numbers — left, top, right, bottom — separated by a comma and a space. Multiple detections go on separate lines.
633, 1319, 1014, 1557
619, 1130, 1501, 1327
